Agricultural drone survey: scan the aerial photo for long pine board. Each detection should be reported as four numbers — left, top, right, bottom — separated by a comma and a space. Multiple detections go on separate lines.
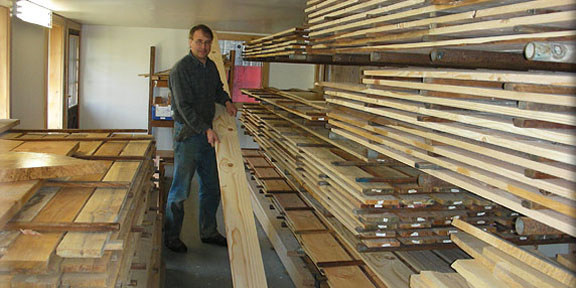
452, 219, 576, 286
210, 35, 268, 288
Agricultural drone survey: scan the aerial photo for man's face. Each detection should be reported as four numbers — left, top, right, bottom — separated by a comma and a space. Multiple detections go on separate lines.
189, 30, 212, 61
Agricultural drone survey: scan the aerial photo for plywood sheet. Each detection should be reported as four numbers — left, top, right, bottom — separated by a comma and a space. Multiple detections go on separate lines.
0, 152, 108, 182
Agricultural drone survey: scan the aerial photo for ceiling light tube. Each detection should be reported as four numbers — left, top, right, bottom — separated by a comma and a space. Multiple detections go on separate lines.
14, 0, 52, 28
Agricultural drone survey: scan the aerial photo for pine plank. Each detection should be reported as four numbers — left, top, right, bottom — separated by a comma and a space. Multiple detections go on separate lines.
0, 119, 19, 134
557, 254, 576, 272
211, 35, 268, 288
452, 259, 507, 288
452, 218, 576, 286
483, 246, 569, 288
323, 266, 377, 288
419, 271, 470, 288
0, 152, 108, 182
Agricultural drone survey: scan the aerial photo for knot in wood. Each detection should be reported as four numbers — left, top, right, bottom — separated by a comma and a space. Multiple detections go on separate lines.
227, 163, 234, 167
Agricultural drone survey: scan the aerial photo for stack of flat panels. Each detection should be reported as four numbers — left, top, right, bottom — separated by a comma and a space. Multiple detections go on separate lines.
411, 219, 575, 288
321, 67, 576, 237
243, 28, 309, 60
305, 0, 575, 57
240, 93, 544, 252
0, 130, 161, 288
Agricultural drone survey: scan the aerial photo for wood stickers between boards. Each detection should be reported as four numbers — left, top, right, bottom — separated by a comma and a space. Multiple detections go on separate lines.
0, 130, 159, 288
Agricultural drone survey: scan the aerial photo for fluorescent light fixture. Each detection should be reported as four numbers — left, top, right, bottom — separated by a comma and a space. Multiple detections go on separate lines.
14, 0, 52, 28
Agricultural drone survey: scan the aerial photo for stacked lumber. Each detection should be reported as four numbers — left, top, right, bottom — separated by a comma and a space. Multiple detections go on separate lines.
320, 67, 576, 237
240, 123, 475, 287
241, 88, 567, 251
0, 130, 161, 288
306, 0, 575, 57
243, 149, 383, 288
411, 218, 576, 288
243, 28, 309, 60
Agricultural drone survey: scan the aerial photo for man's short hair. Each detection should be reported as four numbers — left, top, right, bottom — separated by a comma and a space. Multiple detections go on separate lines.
189, 24, 213, 40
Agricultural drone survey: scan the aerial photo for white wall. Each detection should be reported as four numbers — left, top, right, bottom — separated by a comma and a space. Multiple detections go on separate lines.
80, 25, 190, 130
11, 18, 46, 128
269, 62, 315, 89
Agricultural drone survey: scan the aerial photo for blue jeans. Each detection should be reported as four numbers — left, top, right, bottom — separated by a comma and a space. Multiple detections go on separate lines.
165, 121, 221, 241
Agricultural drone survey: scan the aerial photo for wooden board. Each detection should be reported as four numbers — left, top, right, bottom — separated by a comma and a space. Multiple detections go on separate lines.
0, 180, 42, 230
56, 161, 139, 258
12, 141, 79, 156
248, 173, 316, 288
285, 210, 326, 232
0, 119, 19, 134
299, 232, 354, 263
211, 35, 268, 288
419, 271, 470, 288
452, 259, 507, 288
0, 187, 93, 273
0, 139, 22, 152
452, 219, 575, 286
323, 266, 377, 288
0, 152, 108, 182
273, 193, 308, 209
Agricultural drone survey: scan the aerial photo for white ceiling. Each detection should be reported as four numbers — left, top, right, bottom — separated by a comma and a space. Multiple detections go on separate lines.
27, 0, 306, 34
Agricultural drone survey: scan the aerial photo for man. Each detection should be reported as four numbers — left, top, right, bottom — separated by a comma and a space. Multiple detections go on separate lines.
164, 24, 237, 253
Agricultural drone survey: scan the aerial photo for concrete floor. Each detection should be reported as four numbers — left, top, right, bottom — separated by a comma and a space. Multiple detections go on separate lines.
162, 168, 296, 288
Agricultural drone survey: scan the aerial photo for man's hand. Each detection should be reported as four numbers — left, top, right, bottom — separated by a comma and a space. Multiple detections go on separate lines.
206, 128, 220, 147
225, 101, 238, 117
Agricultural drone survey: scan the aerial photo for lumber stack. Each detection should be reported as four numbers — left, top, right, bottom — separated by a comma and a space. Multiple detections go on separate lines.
0, 130, 161, 288
306, 0, 575, 58
243, 149, 385, 288
241, 88, 569, 252
411, 218, 576, 288
321, 67, 576, 237
243, 28, 309, 60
